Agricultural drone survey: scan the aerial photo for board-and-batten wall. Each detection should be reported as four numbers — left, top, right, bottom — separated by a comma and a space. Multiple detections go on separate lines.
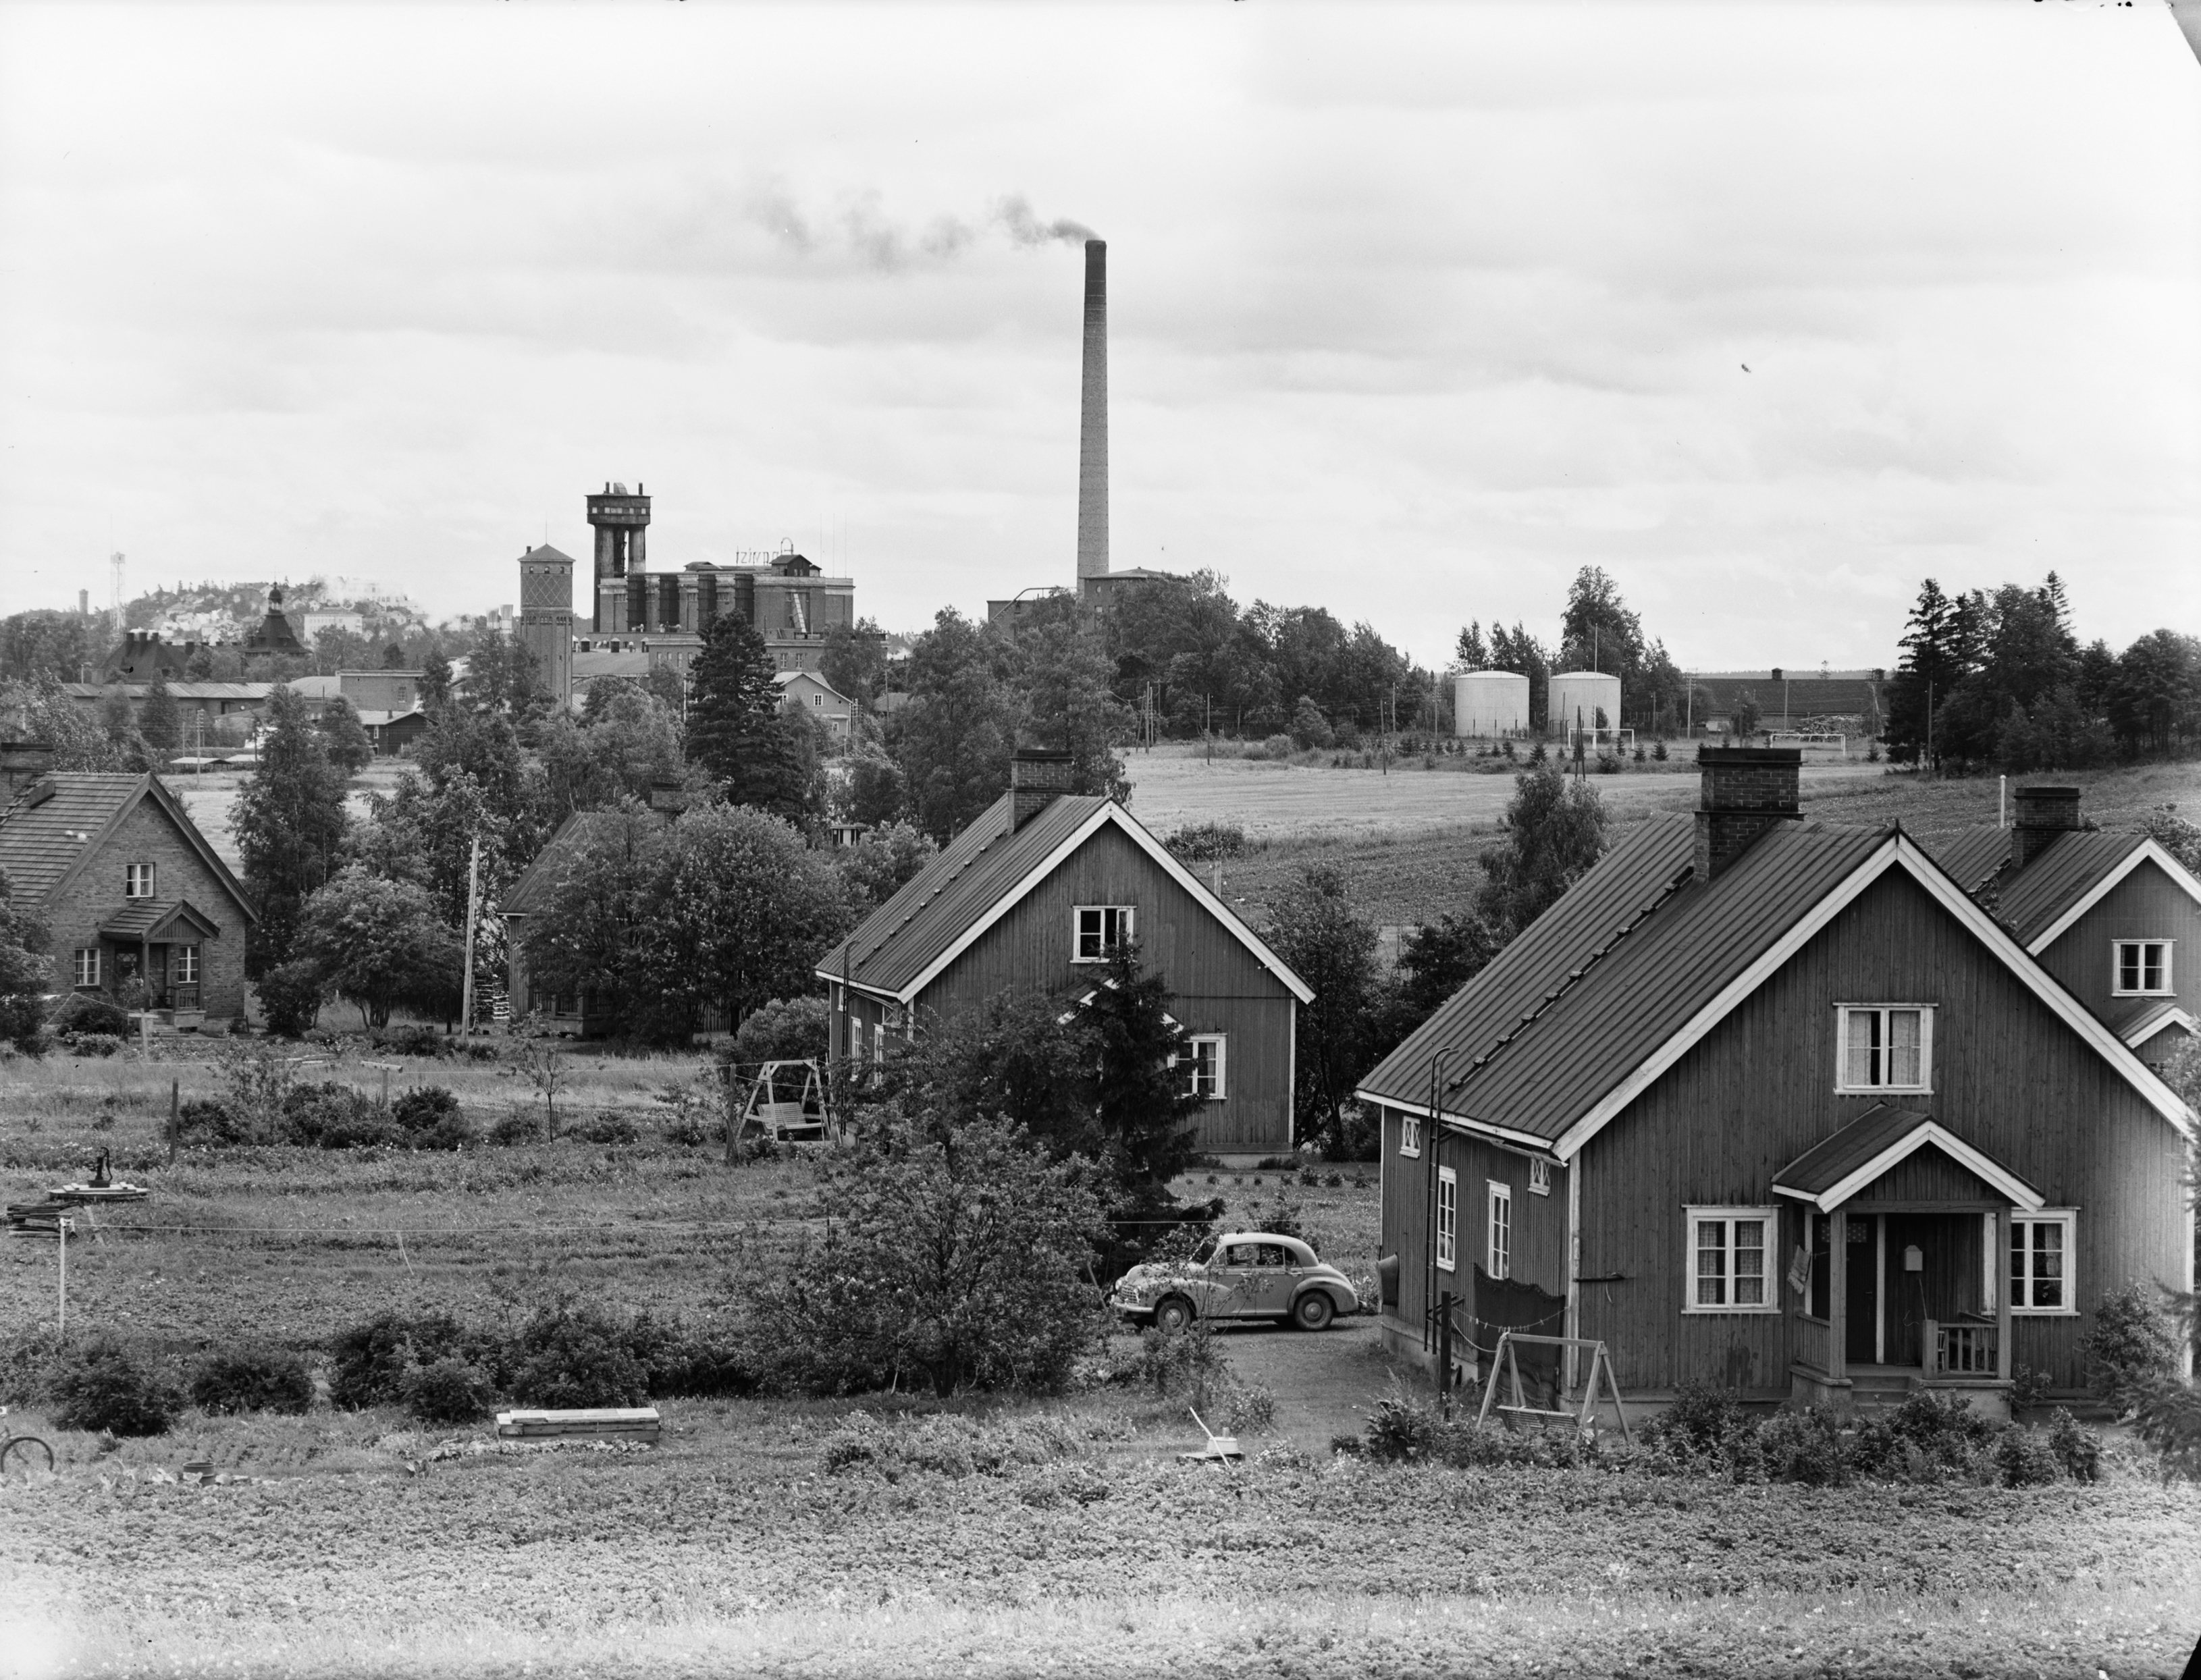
2032, 856, 2201, 1045
1377, 1108, 1569, 1356
1576, 867, 2190, 1395
840, 822, 1298, 1155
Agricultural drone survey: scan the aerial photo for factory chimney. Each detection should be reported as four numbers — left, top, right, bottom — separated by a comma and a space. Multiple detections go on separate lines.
1076, 238, 1109, 589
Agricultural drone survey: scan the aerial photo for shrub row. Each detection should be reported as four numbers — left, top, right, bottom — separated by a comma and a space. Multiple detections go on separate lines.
178, 1083, 473, 1150
1352, 1384, 2104, 1489
3, 1336, 316, 1436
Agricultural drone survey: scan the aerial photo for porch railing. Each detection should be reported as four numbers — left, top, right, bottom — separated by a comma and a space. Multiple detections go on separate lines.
169, 985, 201, 1012
1927, 1318, 1999, 1378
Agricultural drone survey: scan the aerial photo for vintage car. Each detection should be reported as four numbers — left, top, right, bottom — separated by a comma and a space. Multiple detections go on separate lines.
1110, 1230, 1360, 1332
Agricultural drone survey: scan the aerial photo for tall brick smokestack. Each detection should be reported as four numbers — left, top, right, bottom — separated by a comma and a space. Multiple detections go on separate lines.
1076, 238, 1109, 586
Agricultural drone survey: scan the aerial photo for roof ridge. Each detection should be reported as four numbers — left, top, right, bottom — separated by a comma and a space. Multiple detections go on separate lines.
1445, 859, 1696, 1099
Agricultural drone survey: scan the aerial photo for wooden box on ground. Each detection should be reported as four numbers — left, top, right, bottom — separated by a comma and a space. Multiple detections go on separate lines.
494, 1407, 662, 1443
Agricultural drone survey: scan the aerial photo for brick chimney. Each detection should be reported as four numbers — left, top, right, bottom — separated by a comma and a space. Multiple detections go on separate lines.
1, 742, 56, 803
1693, 747, 1803, 881
2011, 784, 2081, 869
1010, 751, 1076, 832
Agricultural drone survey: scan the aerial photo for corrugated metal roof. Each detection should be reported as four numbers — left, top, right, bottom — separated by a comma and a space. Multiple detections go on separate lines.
1357, 816, 1890, 1143
1772, 1104, 1934, 1196
1993, 830, 2142, 944
815, 794, 1108, 997
58, 682, 275, 702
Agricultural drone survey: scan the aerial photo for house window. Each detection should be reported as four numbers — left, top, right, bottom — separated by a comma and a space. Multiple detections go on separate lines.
870, 1021, 887, 1066
1435, 1167, 1457, 1272
1528, 1157, 1551, 1197
1399, 1112, 1421, 1158
1836, 1006, 1933, 1093
1073, 905, 1136, 963
1486, 1181, 1512, 1280
811, 693, 822, 707
72, 948, 101, 988
124, 863, 155, 899
173, 945, 200, 984
2010, 1213, 2075, 1313
1183, 1035, 1227, 1100
1685, 1207, 1778, 1313
2113, 941, 2171, 997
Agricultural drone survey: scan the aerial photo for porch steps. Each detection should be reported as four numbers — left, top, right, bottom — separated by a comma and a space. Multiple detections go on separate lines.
1846, 1367, 1924, 1411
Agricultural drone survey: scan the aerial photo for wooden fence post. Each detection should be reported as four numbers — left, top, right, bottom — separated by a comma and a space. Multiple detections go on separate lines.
168, 1078, 180, 1164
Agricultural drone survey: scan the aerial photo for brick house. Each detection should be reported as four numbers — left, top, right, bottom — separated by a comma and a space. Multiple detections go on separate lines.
0, 762, 259, 1029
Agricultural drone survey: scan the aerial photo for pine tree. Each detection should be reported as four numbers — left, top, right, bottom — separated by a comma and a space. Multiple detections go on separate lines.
232, 686, 350, 975
1078, 944, 1204, 1186
685, 612, 783, 800
138, 672, 182, 753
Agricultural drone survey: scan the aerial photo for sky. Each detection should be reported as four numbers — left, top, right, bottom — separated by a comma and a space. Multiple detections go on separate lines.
1, 1, 2197, 674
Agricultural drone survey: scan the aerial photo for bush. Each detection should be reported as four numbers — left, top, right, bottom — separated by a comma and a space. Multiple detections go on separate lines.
488, 1110, 543, 1146
506, 1306, 647, 1409
0, 1327, 63, 1407
190, 1348, 315, 1416
626, 1318, 760, 1399
2135, 1382, 2201, 1482
392, 1085, 473, 1149
1643, 1382, 1753, 1461
51, 994, 129, 1039
68, 1033, 124, 1058
1163, 823, 1247, 863
256, 960, 327, 1039
2081, 1284, 2181, 1415
1225, 1380, 1276, 1434
731, 997, 830, 1067
50, 1340, 184, 1436
284, 1081, 400, 1149
375, 1023, 448, 1059
176, 1098, 248, 1145
1258, 733, 1296, 761
1755, 1407, 1849, 1486
573, 1110, 641, 1145
1994, 1426, 2061, 1487
2047, 1408, 2101, 1482
328, 1310, 500, 1410
404, 1357, 499, 1426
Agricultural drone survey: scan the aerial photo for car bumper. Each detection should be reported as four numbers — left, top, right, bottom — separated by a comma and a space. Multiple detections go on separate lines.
1109, 1295, 1158, 1320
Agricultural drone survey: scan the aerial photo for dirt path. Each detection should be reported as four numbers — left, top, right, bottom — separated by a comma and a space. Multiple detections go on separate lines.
1205, 1318, 1408, 1450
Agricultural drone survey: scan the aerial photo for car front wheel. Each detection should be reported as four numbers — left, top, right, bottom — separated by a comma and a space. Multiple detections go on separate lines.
1153, 1295, 1195, 1334
1292, 1291, 1335, 1332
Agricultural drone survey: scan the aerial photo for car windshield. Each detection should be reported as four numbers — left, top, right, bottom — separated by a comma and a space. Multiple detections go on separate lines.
1190, 1236, 1217, 1266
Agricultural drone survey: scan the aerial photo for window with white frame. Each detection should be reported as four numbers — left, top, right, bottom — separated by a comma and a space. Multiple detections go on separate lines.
1836, 1005, 1933, 1093
1486, 1181, 1513, 1280
173, 945, 200, 984
72, 948, 101, 988
1399, 1112, 1421, 1157
1435, 1167, 1457, 1272
1685, 1207, 1778, 1312
1073, 906, 1136, 963
2009, 1213, 2075, 1313
1528, 1157, 1552, 1197
1182, 1035, 1227, 1100
870, 1021, 887, 1065
2113, 941, 2171, 997
124, 863, 155, 900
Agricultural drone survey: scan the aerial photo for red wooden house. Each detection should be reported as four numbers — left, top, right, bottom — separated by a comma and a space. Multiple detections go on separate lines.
816, 752, 1313, 1160
1359, 749, 2193, 1417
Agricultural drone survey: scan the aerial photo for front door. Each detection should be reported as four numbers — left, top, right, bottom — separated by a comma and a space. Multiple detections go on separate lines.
1843, 1215, 1880, 1365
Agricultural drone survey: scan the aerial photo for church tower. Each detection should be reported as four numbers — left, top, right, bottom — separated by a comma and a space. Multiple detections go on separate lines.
516, 544, 575, 709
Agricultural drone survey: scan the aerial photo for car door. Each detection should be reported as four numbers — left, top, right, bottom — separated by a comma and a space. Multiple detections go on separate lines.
1227, 1243, 1294, 1318
1204, 1241, 1264, 1318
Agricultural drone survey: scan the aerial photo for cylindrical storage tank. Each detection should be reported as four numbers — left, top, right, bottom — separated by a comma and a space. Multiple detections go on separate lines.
1453, 671, 1531, 737
1547, 670, 1623, 736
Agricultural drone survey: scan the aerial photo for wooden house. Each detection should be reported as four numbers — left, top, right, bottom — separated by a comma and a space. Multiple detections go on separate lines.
0, 760, 259, 1030
1358, 749, 2193, 1417
1930, 787, 2201, 1068
815, 752, 1313, 1160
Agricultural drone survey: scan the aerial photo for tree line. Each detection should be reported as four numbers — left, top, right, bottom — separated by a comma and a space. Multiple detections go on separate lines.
1884, 574, 2200, 771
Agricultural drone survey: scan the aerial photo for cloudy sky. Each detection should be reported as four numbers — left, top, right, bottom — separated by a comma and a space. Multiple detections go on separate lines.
1, 1, 2196, 671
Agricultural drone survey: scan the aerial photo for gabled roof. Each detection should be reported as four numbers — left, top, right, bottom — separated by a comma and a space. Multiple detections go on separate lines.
2125, 1001, 2196, 1050
1924, 826, 2201, 952
98, 898, 226, 942
501, 811, 589, 917
1356, 816, 2192, 1156
1770, 1103, 2043, 1212
772, 670, 849, 702
814, 793, 1313, 1007
0, 774, 258, 925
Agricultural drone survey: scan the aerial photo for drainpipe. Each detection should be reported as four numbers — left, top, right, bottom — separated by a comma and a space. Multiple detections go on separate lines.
1425, 1048, 1460, 1361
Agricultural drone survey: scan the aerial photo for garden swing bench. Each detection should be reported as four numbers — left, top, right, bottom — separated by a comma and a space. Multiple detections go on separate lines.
1473, 1332, 1633, 1442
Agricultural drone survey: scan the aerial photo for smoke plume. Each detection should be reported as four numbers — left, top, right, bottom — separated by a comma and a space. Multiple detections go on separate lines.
744, 184, 1092, 270
994, 194, 1096, 247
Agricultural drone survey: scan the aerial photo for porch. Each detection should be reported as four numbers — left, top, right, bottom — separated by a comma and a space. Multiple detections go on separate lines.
1774, 1105, 2042, 1419
96, 898, 223, 1029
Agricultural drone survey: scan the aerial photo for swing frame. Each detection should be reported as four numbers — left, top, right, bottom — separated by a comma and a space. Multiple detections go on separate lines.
1473, 1332, 1633, 1442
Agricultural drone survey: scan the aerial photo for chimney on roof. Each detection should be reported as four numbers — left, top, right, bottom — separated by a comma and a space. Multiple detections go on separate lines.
647, 778, 689, 817
1009, 750, 1076, 832
1, 742, 56, 803
1693, 746, 1802, 881
2011, 784, 2082, 869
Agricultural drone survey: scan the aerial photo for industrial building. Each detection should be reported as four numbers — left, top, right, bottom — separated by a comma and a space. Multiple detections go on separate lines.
1452, 671, 1531, 738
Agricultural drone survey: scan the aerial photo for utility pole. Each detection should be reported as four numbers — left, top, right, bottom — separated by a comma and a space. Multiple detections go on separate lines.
458, 832, 482, 1036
